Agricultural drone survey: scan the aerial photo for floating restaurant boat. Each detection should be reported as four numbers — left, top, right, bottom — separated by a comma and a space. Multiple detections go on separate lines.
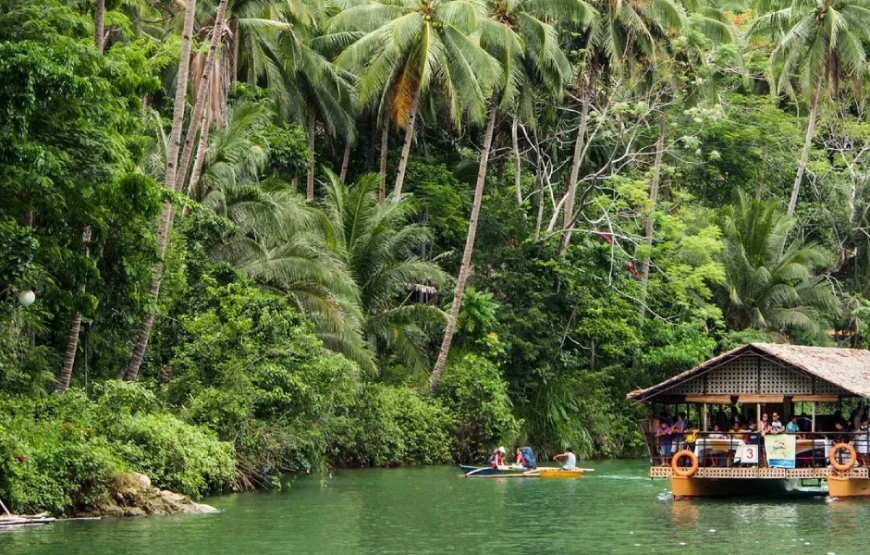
628, 343, 870, 499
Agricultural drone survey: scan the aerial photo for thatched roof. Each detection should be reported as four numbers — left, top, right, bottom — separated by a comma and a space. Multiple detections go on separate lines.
627, 343, 870, 401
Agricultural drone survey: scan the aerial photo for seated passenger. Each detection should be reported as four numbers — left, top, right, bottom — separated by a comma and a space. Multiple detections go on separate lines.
731, 422, 741, 434
553, 447, 577, 470
785, 415, 801, 433
745, 421, 759, 444
759, 413, 770, 436
769, 413, 784, 434
514, 447, 528, 469
709, 424, 727, 439
490, 446, 507, 469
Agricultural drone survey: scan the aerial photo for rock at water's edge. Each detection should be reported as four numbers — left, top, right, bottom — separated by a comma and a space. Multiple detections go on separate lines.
75, 473, 218, 518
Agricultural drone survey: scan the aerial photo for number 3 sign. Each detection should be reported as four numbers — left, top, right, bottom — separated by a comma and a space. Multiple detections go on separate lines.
742, 445, 759, 464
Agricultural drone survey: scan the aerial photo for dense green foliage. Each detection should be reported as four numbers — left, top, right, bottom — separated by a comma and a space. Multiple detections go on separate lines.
4, 0, 870, 515
0, 382, 235, 514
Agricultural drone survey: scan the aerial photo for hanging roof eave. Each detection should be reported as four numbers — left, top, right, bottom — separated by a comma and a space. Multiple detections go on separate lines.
627, 343, 870, 403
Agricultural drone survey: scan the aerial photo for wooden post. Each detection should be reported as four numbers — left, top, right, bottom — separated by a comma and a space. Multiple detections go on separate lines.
756, 403, 761, 426
703, 404, 708, 431
811, 403, 816, 432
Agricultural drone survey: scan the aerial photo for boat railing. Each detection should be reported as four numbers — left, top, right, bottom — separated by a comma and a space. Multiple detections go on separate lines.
645, 430, 870, 469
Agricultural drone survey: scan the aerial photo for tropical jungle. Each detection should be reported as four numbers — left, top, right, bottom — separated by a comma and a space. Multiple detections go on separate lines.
2, 0, 870, 516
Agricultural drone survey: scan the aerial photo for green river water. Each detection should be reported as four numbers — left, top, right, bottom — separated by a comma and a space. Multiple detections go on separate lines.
2, 460, 870, 554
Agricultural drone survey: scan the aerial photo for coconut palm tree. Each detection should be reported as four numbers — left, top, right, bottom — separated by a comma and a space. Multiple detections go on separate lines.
429, 0, 594, 393
220, 0, 357, 200
189, 101, 371, 368
749, 0, 870, 217
719, 192, 839, 339
319, 170, 450, 373
558, 0, 684, 254
327, 0, 501, 201
638, 8, 738, 293
123, 0, 199, 382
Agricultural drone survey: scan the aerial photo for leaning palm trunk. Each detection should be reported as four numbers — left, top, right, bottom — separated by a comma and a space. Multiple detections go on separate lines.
640, 109, 667, 294
392, 93, 420, 202
188, 106, 210, 199
379, 116, 389, 202
430, 101, 498, 394
122, 0, 198, 381
174, 0, 228, 195
94, 0, 106, 52
182, 106, 211, 217
558, 70, 595, 255
307, 110, 316, 200
56, 228, 92, 393
512, 117, 522, 204
787, 86, 820, 217
340, 141, 352, 182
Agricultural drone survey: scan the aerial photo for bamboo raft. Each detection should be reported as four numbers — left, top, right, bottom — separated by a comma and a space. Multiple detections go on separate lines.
0, 498, 64, 530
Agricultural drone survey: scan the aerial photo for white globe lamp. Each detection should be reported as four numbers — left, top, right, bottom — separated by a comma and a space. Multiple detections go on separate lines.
18, 290, 36, 307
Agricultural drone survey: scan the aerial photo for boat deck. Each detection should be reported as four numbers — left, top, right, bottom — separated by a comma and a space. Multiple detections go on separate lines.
650, 466, 868, 479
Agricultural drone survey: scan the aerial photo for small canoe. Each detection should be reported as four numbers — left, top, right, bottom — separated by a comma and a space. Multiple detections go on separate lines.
459, 465, 535, 477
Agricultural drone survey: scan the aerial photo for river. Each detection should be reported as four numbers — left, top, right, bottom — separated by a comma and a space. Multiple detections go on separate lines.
2, 460, 869, 554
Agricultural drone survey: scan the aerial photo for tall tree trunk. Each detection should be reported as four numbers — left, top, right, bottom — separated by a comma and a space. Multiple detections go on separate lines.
788, 87, 820, 217
187, 105, 211, 200
512, 117, 522, 204
392, 93, 419, 202
123, 0, 198, 382
755, 148, 767, 200
640, 109, 668, 294
174, 0, 228, 195
340, 141, 351, 182
534, 147, 544, 242
367, 111, 377, 171
94, 0, 106, 52
57, 228, 92, 393
292, 176, 298, 191
307, 110, 316, 200
379, 116, 389, 202
430, 100, 498, 395
558, 70, 595, 255
182, 106, 210, 217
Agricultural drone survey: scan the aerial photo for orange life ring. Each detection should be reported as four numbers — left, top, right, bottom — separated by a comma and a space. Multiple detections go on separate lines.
831, 443, 857, 472
671, 449, 699, 477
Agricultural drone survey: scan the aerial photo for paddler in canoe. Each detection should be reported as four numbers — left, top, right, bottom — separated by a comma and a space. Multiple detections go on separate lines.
552, 447, 577, 470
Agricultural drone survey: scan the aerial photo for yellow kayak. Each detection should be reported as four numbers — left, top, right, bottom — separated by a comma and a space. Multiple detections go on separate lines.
535, 469, 585, 479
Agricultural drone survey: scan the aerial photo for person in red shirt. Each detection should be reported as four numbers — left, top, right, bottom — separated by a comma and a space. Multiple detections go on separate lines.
490, 446, 506, 468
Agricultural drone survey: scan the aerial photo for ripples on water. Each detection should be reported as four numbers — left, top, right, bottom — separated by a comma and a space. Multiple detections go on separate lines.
2, 460, 870, 554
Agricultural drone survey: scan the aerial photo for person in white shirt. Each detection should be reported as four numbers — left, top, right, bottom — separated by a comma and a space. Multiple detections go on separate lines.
553, 447, 577, 470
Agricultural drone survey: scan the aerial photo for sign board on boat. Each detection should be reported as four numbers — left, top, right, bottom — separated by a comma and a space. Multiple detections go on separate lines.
765, 435, 796, 468
741, 443, 759, 464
